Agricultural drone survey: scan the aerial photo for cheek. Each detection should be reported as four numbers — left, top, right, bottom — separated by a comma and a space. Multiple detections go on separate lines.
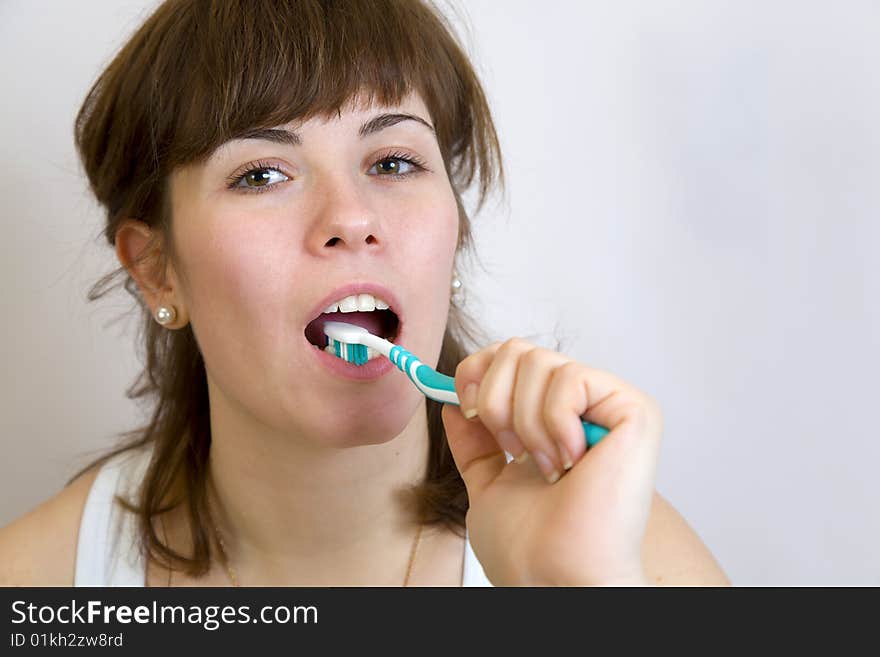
397, 195, 458, 331
182, 221, 293, 359
406, 190, 459, 274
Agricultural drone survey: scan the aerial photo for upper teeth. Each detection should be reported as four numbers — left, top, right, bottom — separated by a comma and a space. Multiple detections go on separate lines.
322, 293, 391, 314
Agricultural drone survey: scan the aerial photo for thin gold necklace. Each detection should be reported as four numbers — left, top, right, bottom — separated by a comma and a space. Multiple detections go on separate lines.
209, 498, 423, 587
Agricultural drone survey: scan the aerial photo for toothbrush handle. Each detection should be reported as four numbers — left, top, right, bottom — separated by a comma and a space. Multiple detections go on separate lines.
389, 345, 610, 447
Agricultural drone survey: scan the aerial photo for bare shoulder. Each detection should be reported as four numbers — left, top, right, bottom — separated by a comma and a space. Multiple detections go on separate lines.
0, 465, 103, 586
641, 491, 732, 586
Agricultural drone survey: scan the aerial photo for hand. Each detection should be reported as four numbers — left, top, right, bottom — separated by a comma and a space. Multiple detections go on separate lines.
441, 337, 663, 586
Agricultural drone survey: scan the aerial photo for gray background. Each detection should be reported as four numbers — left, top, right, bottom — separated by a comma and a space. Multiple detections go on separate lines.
1, 1, 877, 585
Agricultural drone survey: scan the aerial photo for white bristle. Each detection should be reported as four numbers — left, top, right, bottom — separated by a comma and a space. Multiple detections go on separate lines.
323, 340, 382, 362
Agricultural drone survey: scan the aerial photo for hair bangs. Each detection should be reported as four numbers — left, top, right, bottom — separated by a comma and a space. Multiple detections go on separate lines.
169, 1, 452, 172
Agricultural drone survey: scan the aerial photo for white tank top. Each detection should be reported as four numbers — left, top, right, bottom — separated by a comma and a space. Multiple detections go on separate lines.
74, 444, 493, 586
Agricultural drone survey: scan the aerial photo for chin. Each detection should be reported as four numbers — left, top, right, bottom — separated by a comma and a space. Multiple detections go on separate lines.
312, 391, 425, 449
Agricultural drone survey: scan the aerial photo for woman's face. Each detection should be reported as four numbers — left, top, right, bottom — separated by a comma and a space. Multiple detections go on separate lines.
166, 92, 459, 447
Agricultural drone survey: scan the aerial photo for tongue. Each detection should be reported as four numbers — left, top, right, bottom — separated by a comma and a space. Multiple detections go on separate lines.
304, 311, 386, 346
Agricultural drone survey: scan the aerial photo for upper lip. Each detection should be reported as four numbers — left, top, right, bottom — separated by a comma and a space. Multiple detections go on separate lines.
303, 281, 404, 327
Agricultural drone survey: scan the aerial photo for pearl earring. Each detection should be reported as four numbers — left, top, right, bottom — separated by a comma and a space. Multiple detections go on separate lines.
154, 305, 177, 326
451, 272, 463, 298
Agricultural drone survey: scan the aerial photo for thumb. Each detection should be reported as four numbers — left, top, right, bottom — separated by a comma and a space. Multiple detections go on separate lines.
441, 403, 508, 501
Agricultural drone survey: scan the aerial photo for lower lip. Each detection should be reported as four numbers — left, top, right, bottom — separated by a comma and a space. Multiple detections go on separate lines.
306, 324, 404, 381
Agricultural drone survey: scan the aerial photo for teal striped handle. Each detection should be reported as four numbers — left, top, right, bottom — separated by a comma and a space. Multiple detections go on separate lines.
389, 345, 610, 447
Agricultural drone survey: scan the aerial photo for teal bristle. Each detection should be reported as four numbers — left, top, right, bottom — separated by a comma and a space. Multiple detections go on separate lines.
327, 337, 370, 366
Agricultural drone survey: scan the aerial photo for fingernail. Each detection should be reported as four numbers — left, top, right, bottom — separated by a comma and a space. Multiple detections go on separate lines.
532, 450, 561, 484
461, 383, 478, 419
497, 430, 527, 461
557, 443, 574, 471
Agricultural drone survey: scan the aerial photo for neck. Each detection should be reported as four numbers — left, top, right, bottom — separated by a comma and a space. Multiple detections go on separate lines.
205, 386, 431, 585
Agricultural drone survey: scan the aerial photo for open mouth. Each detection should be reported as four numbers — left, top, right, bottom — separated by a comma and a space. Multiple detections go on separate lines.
304, 309, 400, 348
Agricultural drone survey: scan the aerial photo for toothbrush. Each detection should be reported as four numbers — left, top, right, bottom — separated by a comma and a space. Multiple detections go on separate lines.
322, 321, 609, 447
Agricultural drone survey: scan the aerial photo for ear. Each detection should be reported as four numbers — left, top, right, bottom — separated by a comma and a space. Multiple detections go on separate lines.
115, 218, 187, 327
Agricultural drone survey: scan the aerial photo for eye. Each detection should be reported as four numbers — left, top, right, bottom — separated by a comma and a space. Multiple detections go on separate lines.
368, 150, 429, 180
225, 150, 430, 195
226, 160, 290, 193
240, 168, 288, 188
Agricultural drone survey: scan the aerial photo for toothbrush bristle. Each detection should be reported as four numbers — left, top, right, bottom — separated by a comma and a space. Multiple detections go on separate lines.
326, 337, 369, 366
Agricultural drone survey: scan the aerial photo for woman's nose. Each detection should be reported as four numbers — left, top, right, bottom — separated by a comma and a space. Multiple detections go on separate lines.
306, 179, 385, 254
320, 217, 380, 250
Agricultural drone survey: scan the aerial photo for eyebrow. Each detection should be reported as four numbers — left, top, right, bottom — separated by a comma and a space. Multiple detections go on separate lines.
230, 112, 435, 147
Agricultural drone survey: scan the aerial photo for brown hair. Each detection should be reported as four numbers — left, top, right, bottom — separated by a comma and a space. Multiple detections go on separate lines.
70, 0, 505, 578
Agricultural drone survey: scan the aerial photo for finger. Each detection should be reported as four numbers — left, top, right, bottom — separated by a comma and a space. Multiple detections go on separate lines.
441, 402, 508, 500
471, 338, 538, 462
453, 340, 503, 421
512, 347, 572, 481
454, 339, 527, 461
543, 361, 593, 468
543, 362, 663, 466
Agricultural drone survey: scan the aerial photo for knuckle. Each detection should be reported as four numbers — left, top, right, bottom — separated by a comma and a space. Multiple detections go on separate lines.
543, 406, 570, 442
511, 410, 540, 444
454, 353, 481, 380
479, 396, 509, 429
500, 336, 530, 354
551, 361, 583, 388
521, 346, 546, 367
557, 360, 583, 378
631, 389, 658, 413
454, 340, 504, 379
644, 393, 664, 429
643, 392, 661, 413
625, 396, 657, 431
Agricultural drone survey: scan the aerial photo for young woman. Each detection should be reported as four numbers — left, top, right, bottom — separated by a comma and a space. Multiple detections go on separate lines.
0, 0, 729, 587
